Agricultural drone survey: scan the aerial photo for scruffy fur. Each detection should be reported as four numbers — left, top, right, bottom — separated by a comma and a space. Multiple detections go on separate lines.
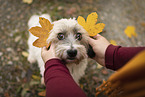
27, 14, 89, 84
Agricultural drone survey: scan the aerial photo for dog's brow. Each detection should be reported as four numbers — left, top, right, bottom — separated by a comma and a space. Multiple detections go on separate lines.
59, 30, 67, 34
73, 28, 79, 33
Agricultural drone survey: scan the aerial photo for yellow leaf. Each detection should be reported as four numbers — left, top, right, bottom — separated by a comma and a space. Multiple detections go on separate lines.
77, 12, 105, 36
33, 39, 48, 48
103, 80, 106, 84
110, 40, 117, 46
77, 16, 86, 28
95, 23, 105, 32
87, 12, 98, 26
22, 51, 29, 57
38, 90, 46, 96
23, 0, 33, 4
29, 26, 49, 37
80, 84, 84, 89
29, 17, 53, 48
32, 75, 41, 80
39, 17, 54, 31
140, 22, 145, 27
124, 26, 137, 38
97, 63, 103, 69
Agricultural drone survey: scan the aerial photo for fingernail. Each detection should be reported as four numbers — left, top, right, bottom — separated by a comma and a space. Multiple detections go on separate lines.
97, 34, 101, 36
43, 46, 46, 49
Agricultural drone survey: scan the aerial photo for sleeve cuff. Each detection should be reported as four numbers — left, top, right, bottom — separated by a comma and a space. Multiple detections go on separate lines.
45, 58, 63, 67
105, 44, 121, 70
44, 58, 69, 84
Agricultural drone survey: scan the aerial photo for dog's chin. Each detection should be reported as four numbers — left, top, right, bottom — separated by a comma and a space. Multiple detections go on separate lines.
64, 57, 80, 64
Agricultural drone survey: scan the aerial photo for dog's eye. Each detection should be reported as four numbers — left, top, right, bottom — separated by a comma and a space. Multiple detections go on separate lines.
76, 33, 82, 40
57, 33, 65, 40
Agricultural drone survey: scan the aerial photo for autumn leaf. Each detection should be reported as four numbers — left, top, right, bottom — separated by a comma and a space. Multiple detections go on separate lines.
29, 17, 53, 48
80, 84, 84, 89
22, 0, 33, 4
38, 90, 46, 96
77, 12, 105, 36
124, 26, 137, 38
32, 75, 41, 80
22, 51, 29, 57
140, 22, 145, 27
39, 17, 53, 31
97, 63, 103, 69
110, 40, 117, 46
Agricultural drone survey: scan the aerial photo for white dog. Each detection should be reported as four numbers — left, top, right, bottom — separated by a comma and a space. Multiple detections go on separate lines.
27, 14, 94, 84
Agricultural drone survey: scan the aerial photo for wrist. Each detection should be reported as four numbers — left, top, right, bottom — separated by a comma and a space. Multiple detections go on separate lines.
44, 58, 60, 63
94, 56, 105, 66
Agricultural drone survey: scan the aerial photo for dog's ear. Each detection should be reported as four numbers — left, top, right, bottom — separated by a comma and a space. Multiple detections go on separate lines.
87, 45, 95, 58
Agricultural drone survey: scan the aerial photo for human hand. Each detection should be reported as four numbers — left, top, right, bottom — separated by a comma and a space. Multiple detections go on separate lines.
41, 43, 58, 63
88, 34, 110, 66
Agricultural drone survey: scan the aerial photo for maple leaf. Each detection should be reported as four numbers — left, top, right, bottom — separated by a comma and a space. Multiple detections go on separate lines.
124, 26, 137, 38
77, 12, 105, 36
110, 40, 117, 46
29, 17, 53, 48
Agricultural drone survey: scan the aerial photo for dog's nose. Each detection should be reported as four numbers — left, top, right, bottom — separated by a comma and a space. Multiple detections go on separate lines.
67, 49, 77, 58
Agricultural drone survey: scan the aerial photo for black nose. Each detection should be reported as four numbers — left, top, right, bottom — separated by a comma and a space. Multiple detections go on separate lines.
67, 49, 77, 58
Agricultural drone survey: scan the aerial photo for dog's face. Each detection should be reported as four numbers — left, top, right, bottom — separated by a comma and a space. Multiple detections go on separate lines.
47, 18, 89, 64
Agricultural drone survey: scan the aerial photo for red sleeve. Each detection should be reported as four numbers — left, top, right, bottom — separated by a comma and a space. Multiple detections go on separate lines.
105, 45, 145, 70
44, 58, 87, 97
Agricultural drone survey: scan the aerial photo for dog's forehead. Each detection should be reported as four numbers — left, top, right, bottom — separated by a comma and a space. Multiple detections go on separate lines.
53, 18, 77, 26
52, 18, 80, 31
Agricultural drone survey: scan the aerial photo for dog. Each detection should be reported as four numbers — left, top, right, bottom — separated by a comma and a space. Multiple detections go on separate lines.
27, 14, 95, 84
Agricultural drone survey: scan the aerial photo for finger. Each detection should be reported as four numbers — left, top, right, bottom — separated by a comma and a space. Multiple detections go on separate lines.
41, 47, 47, 54
93, 34, 102, 39
88, 36, 96, 46
93, 35, 98, 39
42, 46, 47, 51
49, 43, 55, 50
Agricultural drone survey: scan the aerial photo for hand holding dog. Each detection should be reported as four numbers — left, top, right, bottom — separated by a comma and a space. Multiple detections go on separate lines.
88, 34, 110, 66
41, 43, 58, 63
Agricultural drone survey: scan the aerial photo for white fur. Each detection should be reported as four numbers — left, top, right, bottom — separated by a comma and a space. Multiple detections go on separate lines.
27, 14, 89, 84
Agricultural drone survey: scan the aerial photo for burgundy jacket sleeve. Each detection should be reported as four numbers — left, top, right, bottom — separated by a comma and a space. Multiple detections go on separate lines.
105, 44, 145, 70
44, 58, 87, 97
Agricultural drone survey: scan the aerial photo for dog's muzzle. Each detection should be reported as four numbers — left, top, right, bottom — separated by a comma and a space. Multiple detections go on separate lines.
67, 49, 77, 60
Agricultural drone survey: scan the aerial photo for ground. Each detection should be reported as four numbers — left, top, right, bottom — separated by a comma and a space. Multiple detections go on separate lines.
0, 0, 145, 97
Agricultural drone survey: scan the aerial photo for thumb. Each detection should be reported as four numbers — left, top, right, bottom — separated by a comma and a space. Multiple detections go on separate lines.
42, 46, 47, 52
88, 36, 96, 46
93, 34, 102, 40
49, 43, 55, 50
